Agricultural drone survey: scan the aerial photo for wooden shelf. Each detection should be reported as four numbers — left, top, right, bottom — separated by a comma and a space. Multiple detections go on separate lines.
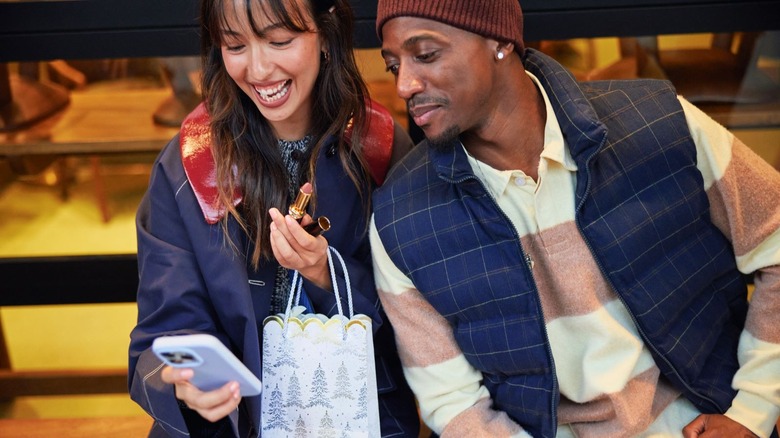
0, 368, 128, 398
1, 85, 179, 157
0, 416, 152, 438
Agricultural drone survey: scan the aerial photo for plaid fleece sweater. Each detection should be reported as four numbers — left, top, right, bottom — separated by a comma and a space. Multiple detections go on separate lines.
370, 67, 780, 437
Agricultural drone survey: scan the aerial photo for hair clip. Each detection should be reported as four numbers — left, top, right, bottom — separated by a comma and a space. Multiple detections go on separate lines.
314, 0, 336, 14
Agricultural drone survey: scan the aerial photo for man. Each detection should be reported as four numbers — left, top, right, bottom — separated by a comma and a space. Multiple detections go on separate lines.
369, 0, 780, 437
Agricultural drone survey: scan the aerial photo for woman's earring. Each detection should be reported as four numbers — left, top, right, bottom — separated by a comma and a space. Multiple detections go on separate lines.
496, 51, 505, 61
322, 51, 330, 63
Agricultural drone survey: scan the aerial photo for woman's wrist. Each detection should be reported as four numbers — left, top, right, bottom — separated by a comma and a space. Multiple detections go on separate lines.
300, 255, 332, 291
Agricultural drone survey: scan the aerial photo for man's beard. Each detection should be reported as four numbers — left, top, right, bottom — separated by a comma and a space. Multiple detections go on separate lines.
425, 125, 460, 152
407, 94, 459, 151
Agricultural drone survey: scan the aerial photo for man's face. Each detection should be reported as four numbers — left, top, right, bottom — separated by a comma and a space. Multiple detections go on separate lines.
380, 16, 497, 148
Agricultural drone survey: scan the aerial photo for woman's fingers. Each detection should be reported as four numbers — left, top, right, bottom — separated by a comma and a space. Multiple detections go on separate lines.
269, 208, 298, 264
161, 365, 241, 423
183, 381, 241, 423
269, 208, 324, 265
161, 365, 193, 384
268, 208, 331, 289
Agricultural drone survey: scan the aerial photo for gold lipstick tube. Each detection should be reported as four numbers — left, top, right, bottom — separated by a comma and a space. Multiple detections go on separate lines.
288, 186, 312, 221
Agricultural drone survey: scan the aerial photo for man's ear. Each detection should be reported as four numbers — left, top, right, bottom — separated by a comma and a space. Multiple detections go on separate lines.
495, 41, 515, 61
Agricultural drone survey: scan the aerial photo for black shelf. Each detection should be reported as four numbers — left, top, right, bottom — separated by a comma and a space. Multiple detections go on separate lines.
0, 254, 138, 306
2, 0, 779, 62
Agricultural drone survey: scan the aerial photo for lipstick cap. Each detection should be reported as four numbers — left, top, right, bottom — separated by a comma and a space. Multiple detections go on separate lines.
303, 216, 331, 237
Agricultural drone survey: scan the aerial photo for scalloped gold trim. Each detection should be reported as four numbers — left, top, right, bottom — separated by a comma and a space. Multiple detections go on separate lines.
262, 315, 371, 331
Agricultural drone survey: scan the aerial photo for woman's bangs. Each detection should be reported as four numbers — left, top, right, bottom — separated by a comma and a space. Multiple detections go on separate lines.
248, 0, 312, 37
208, 0, 241, 45
210, 0, 313, 45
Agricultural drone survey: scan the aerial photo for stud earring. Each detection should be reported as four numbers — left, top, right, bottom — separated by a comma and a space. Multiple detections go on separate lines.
496, 51, 505, 60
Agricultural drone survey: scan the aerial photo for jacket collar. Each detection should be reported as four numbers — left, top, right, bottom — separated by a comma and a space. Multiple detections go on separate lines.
179, 102, 236, 224
180, 100, 395, 224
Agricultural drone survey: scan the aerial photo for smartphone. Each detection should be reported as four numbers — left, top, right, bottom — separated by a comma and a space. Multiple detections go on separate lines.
152, 334, 262, 396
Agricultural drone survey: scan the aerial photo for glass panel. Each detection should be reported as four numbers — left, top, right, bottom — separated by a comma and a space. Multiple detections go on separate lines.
529, 32, 780, 167
529, 32, 780, 132
0, 55, 190, 256
3, 34, 780, 256
528, 31, 780, 169
0, 51, 405, 257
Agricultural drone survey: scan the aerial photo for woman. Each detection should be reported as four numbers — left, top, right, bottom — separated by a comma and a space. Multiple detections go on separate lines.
128, 0, 419, 436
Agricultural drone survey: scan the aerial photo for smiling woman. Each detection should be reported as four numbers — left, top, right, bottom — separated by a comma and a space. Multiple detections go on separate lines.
127, 0, 420, 436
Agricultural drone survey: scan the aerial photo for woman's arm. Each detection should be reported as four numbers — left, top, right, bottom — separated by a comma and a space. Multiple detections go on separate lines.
129, 137, 236, 437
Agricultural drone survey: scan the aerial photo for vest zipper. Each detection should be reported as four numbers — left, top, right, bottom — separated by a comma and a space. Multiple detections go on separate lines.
452, 173, 559, 436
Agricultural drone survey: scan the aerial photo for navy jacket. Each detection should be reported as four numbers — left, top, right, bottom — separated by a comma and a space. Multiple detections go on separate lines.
373, 49, 748, 437
129, 125, 418, 437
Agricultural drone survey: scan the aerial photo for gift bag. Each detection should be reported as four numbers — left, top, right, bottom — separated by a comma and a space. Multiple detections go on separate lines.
261, 247, 380, 438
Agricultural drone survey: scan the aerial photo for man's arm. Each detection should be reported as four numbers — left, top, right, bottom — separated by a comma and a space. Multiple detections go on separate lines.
682, 97, 780, 438
369, 216, 530, 437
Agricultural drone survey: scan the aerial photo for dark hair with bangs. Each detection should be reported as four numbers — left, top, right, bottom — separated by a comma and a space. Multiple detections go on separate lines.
199, 0, 370, 268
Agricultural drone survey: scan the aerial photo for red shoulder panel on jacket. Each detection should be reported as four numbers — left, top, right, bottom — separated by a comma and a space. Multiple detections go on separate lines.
345, 99, 395, 186
179, 102, 241, 224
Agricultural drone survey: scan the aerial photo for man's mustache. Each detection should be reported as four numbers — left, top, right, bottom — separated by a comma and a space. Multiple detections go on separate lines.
407, 95, 449, 112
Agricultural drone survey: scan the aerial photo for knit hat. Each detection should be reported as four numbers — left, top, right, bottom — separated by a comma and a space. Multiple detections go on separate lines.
376, 0, 525, 55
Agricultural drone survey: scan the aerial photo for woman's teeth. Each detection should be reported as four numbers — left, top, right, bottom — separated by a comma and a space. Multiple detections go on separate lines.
255, 81, 290, 102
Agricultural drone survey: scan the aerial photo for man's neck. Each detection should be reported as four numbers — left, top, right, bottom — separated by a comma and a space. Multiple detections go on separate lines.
461, 70, 546, 180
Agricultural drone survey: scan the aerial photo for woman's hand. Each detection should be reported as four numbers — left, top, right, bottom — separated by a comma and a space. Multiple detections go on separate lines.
268, 207, 331, 291
160, 366, 240, 423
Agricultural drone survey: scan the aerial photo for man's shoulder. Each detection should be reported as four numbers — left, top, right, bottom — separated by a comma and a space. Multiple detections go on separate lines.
580, 77, 677, 99
375, 141, 433, 199
577, 78, 684, 129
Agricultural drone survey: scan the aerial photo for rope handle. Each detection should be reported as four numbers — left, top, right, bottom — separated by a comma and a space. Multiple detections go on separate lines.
282, 246, 354, 326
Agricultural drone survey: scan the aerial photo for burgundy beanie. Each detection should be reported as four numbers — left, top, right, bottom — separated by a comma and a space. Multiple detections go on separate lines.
376, 0, 525, 55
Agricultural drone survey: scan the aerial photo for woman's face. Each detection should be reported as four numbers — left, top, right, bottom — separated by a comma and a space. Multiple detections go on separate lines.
220, 0, 322, 140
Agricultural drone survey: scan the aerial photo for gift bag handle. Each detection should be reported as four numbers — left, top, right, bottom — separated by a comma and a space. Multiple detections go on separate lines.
326, 246, 354, 319
282, 246, 354, 326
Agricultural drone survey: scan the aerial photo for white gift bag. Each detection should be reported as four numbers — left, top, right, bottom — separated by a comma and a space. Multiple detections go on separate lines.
261, 247, 380, 438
